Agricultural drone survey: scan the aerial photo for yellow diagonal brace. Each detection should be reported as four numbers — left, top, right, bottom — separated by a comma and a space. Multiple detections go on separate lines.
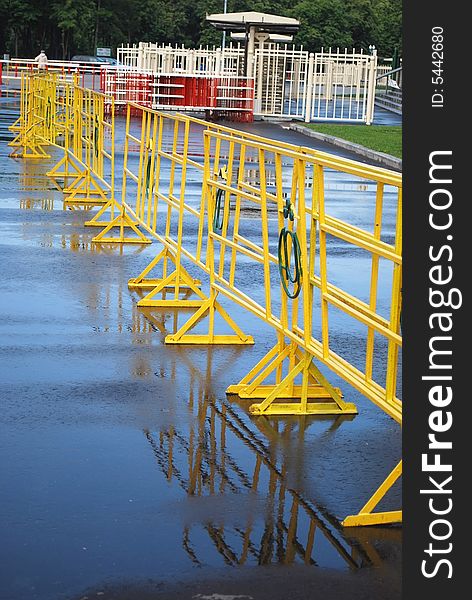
227, 344, 281, 390
92, 210, 152, 244
165, 298, 254, 345
226, 344, 292, 397
129, 248, 202, 297
228, 341, 357, 416
137, 269, 207, 307
342, 460, 402, 527
46, 154, 82, 183
250, 360, 305, 413
63, 171, 109, 205
84, 198, 123, 227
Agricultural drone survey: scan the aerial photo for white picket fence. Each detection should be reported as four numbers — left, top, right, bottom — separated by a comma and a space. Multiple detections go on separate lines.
117, 42, 378, 123
118, 42, 245, 75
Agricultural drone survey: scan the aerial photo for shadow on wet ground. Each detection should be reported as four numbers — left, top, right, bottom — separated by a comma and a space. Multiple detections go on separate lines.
0, 93, 401, 600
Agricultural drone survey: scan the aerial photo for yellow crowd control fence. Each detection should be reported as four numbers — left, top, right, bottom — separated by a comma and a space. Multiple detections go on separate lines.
9, 72, 117, 213
9, 73, 59, 158
10, 74, 402, 527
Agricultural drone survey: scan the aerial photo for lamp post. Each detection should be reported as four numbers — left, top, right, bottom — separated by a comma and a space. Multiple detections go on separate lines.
222, 0, 228, 49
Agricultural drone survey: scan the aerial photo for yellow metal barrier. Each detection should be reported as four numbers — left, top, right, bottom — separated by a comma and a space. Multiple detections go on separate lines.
10, 75, 402, 527
47, 80, 117, 210
8, 73, 56, 158
198, 132, 402, 419
200, 131, 401, 527
10, 73, 125, 218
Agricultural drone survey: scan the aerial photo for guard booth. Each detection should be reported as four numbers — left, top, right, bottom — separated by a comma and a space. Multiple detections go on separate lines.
206, 11, 300, 115
206, 11, 377, 123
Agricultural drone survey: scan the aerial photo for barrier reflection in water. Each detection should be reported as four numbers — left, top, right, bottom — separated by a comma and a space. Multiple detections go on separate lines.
128, 306, 400, 569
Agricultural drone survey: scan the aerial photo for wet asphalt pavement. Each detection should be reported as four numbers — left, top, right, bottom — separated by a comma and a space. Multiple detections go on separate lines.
0, 92, 401, 600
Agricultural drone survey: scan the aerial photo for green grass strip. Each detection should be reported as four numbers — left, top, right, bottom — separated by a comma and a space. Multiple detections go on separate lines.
302, 124, 402, 159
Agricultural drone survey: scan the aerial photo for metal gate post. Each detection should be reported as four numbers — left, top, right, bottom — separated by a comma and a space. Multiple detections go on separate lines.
304, 53, 315, 123
365, 50, 377, 125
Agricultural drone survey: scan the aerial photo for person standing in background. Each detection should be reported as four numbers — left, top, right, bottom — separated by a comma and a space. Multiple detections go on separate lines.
34, 50, 48, 69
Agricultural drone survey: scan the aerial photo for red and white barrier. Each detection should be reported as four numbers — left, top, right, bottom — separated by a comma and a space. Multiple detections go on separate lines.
100, 69, 154, 114
101, 69, 254, 122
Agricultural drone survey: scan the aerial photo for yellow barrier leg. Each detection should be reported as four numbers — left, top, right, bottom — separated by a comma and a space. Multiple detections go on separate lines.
129, 248, 203, 308
342, 460, 402, 527
83, 197, 129, 228
63, 170, 109, 206
8, 116, 23, 132
91, 207, 152, 244
165, 290, 254, 345
46, 154, 82, 186
83, 199, 117, 227
227, 341, 357, 416
9, 128, 50, 159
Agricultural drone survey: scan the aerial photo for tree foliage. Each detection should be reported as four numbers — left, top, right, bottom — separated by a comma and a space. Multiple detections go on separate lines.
0, 0, 401, 59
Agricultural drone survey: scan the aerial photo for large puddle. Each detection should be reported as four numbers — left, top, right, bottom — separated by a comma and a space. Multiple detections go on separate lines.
0, 93, 401, 600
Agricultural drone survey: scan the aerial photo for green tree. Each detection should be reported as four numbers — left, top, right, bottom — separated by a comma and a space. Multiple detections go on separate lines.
0, 0, 402, 59
2, 0, 41, 56
290, 0, 354, 50
50, 0, 89, 59
371, 0, 402, 56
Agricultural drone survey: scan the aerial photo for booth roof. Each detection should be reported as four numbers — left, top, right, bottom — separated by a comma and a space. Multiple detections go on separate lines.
206, 11, 300, 34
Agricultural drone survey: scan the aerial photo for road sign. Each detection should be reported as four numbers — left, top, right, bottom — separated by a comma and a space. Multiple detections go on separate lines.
96, 47, 111, 57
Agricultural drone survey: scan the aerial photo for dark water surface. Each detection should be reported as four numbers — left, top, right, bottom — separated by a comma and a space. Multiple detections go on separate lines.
0, 93, 401, 600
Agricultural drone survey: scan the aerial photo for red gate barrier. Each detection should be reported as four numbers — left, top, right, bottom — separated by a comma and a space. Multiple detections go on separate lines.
101, 69, 254, 122
102, 70, 153, 114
